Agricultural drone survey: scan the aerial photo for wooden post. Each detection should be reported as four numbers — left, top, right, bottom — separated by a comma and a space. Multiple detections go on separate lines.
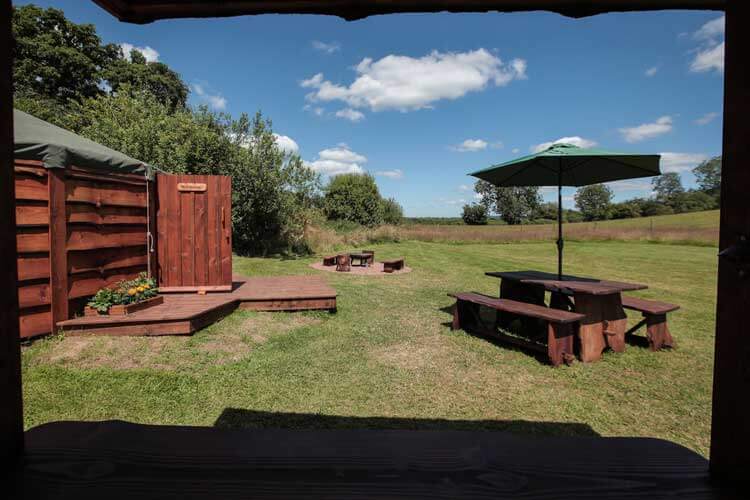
0, 0, 24, 472
710, 0, 750, 482
48, 168, 68, 333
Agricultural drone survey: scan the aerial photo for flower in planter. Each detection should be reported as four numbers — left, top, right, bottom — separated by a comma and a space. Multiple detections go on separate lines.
128, 288, 137, 296
87, 272, 159, 313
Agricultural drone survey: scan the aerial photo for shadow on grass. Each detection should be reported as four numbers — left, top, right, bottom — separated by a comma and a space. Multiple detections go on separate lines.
214, 408, 600, 437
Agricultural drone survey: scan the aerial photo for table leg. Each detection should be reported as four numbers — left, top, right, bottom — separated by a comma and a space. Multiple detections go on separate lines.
573, 293, 607, 363
601, 294, 628, 353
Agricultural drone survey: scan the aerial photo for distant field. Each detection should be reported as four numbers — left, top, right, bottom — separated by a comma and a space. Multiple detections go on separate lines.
399, 210, 719, 246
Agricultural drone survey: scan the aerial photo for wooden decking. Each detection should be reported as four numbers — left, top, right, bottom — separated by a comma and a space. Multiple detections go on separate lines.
56, 275, 337, 336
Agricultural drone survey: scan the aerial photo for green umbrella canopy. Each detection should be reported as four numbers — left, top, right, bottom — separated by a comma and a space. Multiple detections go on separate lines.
469, 143, 661, 187
13, 109, 152, 179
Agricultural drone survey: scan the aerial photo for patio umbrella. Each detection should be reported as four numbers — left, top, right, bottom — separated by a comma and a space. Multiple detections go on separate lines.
469, 143, 661, 279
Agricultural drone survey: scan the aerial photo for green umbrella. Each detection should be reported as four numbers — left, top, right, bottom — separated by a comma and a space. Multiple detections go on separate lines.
469, 143, 661, 279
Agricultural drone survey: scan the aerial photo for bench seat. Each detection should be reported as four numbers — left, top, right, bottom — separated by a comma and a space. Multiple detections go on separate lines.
622, 295, 679, 351
322, 255, 337, 266
448, 292, 584, 367
383, 258, 405, 273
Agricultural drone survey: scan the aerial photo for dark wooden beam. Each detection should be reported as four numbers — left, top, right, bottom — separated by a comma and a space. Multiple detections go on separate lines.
0, 0, 24, 477
710, 0, 750, 483
93, 0, 725, 24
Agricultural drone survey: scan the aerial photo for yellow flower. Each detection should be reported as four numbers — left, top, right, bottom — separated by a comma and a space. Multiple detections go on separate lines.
136, 286, 145, 293
143, 283, 151, 290
127, 288, 137, 296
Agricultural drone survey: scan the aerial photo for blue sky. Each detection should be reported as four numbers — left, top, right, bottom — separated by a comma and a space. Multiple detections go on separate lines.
18, 2, 725, 216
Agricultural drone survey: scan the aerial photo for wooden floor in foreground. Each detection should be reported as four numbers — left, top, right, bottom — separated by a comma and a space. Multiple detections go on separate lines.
56, 275, 337, 336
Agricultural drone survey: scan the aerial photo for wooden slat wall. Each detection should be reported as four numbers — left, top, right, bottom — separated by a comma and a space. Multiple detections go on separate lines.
156, 174, 232, 291
14, 160, 151, 338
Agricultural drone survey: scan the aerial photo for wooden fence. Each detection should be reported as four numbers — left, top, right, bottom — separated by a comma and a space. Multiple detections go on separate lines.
14, 159, 153, 338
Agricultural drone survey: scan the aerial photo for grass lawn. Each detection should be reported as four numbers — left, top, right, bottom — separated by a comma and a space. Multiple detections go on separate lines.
21, 239, 717, 455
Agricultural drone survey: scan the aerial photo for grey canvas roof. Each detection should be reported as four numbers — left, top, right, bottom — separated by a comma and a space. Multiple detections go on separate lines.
13, 109, 152, 179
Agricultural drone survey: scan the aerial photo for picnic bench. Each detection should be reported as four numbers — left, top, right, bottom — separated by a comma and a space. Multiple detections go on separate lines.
383, 258, 405, 273
449, 292, 584, 367
349, 252, 374, 267
322, 255, 337, 266
622, 296, 678, 351
486, 271, 647, 362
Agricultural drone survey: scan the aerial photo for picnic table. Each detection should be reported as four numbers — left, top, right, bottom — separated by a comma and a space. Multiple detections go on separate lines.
486, 270, 647, 362
349, 252, 374, 267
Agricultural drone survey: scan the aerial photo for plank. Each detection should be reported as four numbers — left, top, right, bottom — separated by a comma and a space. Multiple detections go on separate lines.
207, 176, 220, 285
48, 168, 69, 329
20, 420, 724, 500
17, 227, 49, 253
68, 246, 148, 275
67, 267, 146, 300
621, 295, 680, 315
15, 174, 48, 201
220, 176, 232, 285
166, 175, 182, 286
156, 174, 170, 287
18, 306, 52, 339
239, 298, 336, 311
0, 0, 23, 466
18, 282, 51, 308
450, 292, 584, 323
15, 202, 49, 226
486, 270, 647, 295
180, 185, 195, 286
66, 225, 147, 251
193, 176, 208, 286
66, 178, 146, 208
17, 253, 50, 281
67, 204, 147, 225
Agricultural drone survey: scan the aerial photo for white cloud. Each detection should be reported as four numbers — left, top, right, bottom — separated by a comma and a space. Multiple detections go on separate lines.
690, 16, 725, 74
511, 148, 520, 154
304, 145, 367, 176
452, 139, 488, 152
694, 112, 719, 126
606, 179, 654, 192
335, 108, 365, 122
694, 15, 724, 41
273, 134, 299, 155
619, 116, 673, 143
312, 40, 341, 54
375, 169, 404, 179
191, 83, 227, 110
301, 49, 526, 114
645, 66, 659, 77
690, 42, 724, 73
531, 136, 597, 153
119, 43, 160, 62
458, 184, 472, 192
659, 152, 709, 173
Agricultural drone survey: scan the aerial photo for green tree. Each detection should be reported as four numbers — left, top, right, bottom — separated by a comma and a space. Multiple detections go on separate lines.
610, 201, 642, 219
70, 90, 320, 255
461, 203, 488, 225
692, 156, 721, 196
324, 173, 384, 226
381, 198, 404, 225
652, 172, 684, 205
12, 5, 119, 103
475, 181, 542, 225
574, 184, 613, 221
104, 48, 189, 110
670, 190, 718, 213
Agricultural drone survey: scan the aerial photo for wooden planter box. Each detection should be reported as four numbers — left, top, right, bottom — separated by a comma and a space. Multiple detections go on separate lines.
85, 295, 164, 316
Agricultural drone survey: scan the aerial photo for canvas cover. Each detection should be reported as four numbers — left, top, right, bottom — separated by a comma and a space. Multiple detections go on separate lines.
13, 109, 152, 179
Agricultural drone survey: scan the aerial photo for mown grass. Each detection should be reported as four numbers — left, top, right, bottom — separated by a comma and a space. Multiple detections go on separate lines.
21, 239, 717, 456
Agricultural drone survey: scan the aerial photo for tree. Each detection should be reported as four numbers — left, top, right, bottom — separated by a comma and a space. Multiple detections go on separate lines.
574, 184, 613, 221
693, 156, 721, 196
462, 204, 488, 225
104, 48, 189, 110
670, 190, 718, 213
537, 202, 559, 221
70, 90, 320, 255
12, 5, 119, 103
610, 201, 642, 219
381, 198, 404, 225
475, 181, 542, 225
652, 172, 684, 205
324, 174, 384, 227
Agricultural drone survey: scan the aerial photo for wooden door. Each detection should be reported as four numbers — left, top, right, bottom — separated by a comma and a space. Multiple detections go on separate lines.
156, 174, 232, 292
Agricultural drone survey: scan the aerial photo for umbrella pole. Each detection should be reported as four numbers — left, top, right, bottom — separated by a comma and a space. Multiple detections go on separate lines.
557, 171, 563, 280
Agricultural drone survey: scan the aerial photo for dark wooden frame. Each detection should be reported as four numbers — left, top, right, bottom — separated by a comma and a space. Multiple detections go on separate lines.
2, 0, 747, 489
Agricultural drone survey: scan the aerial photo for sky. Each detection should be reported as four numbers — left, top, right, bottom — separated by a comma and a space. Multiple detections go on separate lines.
17, 2, 725, 216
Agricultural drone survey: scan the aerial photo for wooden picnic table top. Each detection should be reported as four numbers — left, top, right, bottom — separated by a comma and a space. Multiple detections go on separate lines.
485, 270, 647, 296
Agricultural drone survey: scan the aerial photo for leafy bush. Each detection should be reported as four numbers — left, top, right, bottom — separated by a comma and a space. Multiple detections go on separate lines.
574, 184, 613, 221
462, 203, 488, 225
324, 173, 384, 227
381, 197, 404, 225
87, 273, 158, 313
611, 202, 642, 219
